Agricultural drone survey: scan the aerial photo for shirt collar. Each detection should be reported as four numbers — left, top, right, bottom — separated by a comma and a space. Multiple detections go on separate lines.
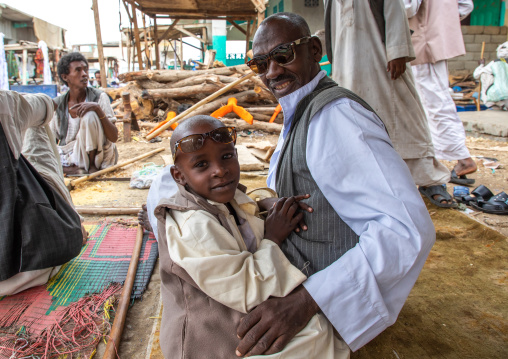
207, 189, 258, 216
278, 70, 327, 130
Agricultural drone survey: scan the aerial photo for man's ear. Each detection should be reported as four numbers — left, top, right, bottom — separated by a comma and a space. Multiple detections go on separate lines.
310, 36, 323, 62
170, 165, 187, 186
61, 73, 68, 84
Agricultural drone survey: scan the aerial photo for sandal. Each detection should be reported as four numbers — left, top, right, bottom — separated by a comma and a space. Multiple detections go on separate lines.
419, 185, 458, 208
471, 192, 508, 215
449, 169, 475, 186
455, 184, 494, 206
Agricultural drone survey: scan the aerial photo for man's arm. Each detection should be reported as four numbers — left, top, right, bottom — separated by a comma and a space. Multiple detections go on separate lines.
237, 99, 435, 354
457, 0, 474, 20
70, 93, 118, 142
385, 0, 416, 79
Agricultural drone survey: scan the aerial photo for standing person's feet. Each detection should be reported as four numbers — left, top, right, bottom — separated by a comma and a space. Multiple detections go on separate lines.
88, 164, 100, 174
453, 157, 477, 176
450, 157, 477, 186
138, 204, 153, 233
419, 185, 458, 208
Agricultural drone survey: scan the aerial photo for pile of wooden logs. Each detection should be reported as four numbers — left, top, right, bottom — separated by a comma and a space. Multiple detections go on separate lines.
449, 73, 480, 107
107, 65, 283, 130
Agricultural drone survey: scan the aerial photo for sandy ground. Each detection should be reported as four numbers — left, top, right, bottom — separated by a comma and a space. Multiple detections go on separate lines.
70, 125, 508, 358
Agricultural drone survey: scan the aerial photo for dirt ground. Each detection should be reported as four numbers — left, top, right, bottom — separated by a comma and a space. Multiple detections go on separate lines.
70, 125, 508, 358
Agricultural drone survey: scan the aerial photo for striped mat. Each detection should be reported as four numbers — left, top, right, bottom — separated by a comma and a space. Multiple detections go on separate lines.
0, 221, 158, 358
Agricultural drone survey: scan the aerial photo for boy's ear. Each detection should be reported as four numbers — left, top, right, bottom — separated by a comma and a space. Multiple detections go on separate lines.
170, 165, 187, 186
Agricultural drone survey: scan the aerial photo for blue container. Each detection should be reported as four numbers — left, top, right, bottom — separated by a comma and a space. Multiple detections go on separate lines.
10, 84, 58, 98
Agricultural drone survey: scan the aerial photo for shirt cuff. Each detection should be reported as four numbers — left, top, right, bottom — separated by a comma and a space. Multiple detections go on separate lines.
386, 44, 415, 63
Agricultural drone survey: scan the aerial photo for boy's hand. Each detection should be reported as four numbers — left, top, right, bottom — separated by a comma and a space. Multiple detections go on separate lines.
264, 197, 304, 246
258, 194, 312, 233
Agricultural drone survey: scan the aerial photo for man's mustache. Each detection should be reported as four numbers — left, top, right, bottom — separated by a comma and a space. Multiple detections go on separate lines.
269, 75, 295, 87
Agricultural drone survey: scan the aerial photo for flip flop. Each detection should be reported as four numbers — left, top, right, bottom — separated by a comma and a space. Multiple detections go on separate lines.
419, 185, 458, 208
454, 184, 494, 206
471, 192, 508, 215
449, 169, 475, 186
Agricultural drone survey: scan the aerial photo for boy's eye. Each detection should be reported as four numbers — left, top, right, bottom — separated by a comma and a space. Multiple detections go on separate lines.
194, 161, 207, 168
223, 153, 234, 159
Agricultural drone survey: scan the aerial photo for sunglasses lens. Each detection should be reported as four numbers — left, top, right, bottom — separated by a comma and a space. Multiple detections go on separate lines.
272, 45, 294, 65
248, 58, 268, 74
179, 135, 204, 153
211, 127, 236, 144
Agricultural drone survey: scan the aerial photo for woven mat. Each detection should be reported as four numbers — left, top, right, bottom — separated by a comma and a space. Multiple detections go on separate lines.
0, 221, 158, 358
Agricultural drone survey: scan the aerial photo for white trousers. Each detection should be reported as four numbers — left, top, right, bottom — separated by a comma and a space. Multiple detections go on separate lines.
413, 60, 471, 161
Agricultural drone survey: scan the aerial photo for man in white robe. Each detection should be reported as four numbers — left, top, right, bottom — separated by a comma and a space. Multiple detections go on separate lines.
324, 0, 455, 207
407, 0, 477, 186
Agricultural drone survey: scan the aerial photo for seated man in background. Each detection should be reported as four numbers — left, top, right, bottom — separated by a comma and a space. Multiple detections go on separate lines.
0, 90, 86, 296
51, 52, 118, 175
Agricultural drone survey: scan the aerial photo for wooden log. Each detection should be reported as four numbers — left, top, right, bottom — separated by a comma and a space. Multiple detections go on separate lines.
146, 73, 256, 140
70, 147, 165, 187
220, 118, 282, 134
102, 225, 144, 359
143, 83, 223, 99
137, 74, 243, 90
119, 64, 249, 82
243, 106, 277, 114
76, 207, 140, 215
153, 18, 160, 69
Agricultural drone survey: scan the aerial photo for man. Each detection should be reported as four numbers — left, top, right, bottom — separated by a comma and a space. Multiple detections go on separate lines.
0, 90, 85, 296
51, 53, 118, 175
324, 0, 455, 207
407, 0, 477, 186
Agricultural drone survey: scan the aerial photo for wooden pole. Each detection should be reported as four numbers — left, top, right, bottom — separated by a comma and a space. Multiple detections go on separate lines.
122, 92, 132, 142
245, 20, 251, 63
131, 4, 144, 70
179, 34, 184, 69
142, 15, 150, 69
153, 17, 160, 70
70, 147, 165, 187
92, 0, 108, 89
146, 72, 256, 140
102, 225, 144, 359
22, 49, 28, 85
477, 41, 486, 111
76, 207, 140, 215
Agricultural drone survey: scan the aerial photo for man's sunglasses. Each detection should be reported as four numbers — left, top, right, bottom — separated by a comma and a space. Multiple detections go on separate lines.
246, 36, 312, 75
173, 127, 237, 161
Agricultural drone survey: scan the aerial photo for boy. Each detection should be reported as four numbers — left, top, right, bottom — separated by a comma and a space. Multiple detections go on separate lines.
154, 116, 349, 358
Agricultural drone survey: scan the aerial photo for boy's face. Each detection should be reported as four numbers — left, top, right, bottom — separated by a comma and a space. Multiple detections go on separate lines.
171, 123, 240, 204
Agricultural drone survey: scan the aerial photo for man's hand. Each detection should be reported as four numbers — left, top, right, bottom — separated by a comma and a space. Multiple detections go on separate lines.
387, 57, 407, 80
258, 194, 312, 232
70, 102, 103, 118
236, 285, 320, 357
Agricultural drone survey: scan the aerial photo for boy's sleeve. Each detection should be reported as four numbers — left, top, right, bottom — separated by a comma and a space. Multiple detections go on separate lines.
165, 210, 307, 314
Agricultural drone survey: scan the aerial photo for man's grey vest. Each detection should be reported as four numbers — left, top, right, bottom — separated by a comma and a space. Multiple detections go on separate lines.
276, 76, 378, 276
53, 86, 103, 145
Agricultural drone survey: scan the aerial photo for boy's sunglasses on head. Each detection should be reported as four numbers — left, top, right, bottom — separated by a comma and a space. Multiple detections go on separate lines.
247, 36, 312, 75
173, 127, 237, 161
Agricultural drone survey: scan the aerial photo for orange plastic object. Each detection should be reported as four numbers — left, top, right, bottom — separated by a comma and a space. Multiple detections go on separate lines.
211, 97, 253, 125
147, 111, 177, 136
269, 104, 282, 123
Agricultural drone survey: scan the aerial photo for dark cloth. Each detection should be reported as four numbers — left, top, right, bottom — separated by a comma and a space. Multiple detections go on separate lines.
53, 87, 103, 146
0, 121, 83, 281
154, 183, 248, 359
324, 0, 386, 64
276, 76, 377, 276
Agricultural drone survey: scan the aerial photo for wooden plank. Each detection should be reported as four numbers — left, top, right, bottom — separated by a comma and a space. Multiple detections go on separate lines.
131, 4, 144, 70
142, 15, 150, 69
179, 35, 184, 69
158, 19, 180, 41
230, 21, 247, 36
175, 26, 206, 43
76, 207, 139, 215
122, 92, 132, 142
92, 0, 108, 89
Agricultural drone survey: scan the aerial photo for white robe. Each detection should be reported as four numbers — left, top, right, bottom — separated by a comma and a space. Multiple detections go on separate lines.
325, 0, 450, 186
